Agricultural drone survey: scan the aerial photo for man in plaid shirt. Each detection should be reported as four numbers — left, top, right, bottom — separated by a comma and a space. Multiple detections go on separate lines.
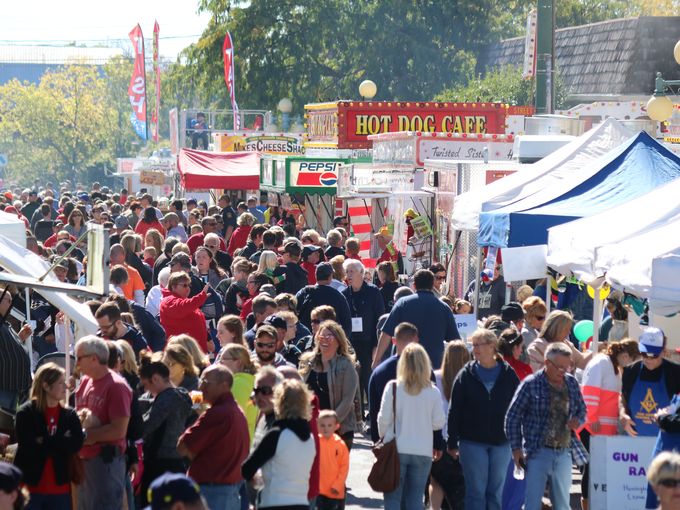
505, 342, 587, 510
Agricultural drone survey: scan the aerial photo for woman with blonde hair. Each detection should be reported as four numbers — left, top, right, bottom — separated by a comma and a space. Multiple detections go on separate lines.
521, 296, 547, 347
258, 250, 279, 274
167, 334, 209, 373
378, 343, 446, 510
218, 343, 258, 441
299, 320, 359, 449
216, 314, 246, 347
647, 451, 680, 510
527, 309, 592, 372
14, 363, 85, 508
144, 229, 164, 262
242, 379, 315, 509
448, 328, 520, 510
161, 343, 199, 391
430, 341, 471, 509
227, 212, 255, 256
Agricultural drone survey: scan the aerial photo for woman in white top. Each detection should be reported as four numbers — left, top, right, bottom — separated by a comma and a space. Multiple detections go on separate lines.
527, 310, 592, 373
378, 343, 446, 510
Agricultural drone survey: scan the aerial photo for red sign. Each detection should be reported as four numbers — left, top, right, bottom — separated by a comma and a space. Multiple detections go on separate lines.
152, 21, 160, 142
128, 24, 147, 140
305, 101, 532, 149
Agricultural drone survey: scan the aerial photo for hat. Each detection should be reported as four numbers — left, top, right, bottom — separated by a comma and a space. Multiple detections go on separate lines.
264, 314, 287, 330
169, 252, 192, 269
146, 472, 201, 510
53, 258, 70, 270
53, 219, 64, 228
374, 225, 392, 238
3, 191, 12, 201
77, 192, 89, 202
315, 262, 333, 281
301, 245, 322, 260
404, 208, 418, 219
247, 195, 258, 202
0, 462, 22, 493
28, 190, 38, 196
114, 216, 130, 229
501, 302, 525, 323
639, 327, 665, 356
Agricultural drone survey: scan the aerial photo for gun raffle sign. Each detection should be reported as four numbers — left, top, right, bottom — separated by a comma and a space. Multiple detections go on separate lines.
304, 101, 533, 149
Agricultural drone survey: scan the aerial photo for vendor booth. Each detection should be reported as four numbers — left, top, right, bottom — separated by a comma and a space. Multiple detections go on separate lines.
176, 148, 260, 203
259, 155, 350, 233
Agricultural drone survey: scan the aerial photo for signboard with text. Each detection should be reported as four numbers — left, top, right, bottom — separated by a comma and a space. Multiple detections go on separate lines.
214, 133, 305, 155
305, 101, 533, 149
259, 157, 348, 196
589, 435, 656, 510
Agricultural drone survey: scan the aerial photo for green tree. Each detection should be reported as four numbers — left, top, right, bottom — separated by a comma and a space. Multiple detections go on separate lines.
166, 0, 532, 114
435, 65, 567, 109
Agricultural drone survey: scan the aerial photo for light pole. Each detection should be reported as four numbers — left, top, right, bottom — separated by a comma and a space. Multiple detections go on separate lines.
278, 98, 293, 131
359, 80, 377, 100
646, 40, 680, 123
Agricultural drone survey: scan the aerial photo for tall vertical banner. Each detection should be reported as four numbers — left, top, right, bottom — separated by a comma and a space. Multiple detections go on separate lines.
152, 21, 160, 142
223, 32, 241, 130
128, 24, 148, 140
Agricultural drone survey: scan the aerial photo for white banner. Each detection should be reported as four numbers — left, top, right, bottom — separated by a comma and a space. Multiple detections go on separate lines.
454, 313, 477, 340
590, 435, 656, 510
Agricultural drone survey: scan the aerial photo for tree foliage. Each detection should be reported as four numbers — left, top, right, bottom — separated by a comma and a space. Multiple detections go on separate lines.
0, 61, 142, 185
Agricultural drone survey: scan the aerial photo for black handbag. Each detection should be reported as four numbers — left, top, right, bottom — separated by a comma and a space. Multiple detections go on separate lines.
368, 381, 400, 492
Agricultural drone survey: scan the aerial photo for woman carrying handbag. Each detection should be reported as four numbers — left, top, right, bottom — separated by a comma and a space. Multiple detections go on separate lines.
377, 343, 446, 510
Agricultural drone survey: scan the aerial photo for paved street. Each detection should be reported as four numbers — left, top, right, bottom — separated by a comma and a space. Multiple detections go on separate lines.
345, 432, 583, 509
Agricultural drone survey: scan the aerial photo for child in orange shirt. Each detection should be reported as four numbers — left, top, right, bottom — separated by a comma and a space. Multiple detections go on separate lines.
317, 410, 350, 510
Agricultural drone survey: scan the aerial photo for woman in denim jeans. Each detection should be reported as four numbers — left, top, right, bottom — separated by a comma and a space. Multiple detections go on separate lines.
378, 341, 446, 510
447, 328, 520, 510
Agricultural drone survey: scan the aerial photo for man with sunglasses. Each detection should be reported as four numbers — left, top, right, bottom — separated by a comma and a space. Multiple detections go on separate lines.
505, 342, 586, 510
187, 216, 227, 256
251, 366, 284, 449
251, 325, 293, 368
621, 328, 680, 441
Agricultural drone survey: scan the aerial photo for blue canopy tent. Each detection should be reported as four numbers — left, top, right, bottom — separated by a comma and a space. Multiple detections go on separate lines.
478, 131, 680, 248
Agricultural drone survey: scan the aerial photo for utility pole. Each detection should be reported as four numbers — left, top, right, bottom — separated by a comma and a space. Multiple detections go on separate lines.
535, 0, 555, 114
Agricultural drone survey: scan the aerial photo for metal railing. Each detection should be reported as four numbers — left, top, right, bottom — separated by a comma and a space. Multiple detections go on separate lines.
179, 109, 273, 150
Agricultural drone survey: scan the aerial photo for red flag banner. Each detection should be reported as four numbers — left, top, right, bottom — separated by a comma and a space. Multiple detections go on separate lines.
223, 32, 240, 130
152, 21, 160, 142
128, 24, 148, 140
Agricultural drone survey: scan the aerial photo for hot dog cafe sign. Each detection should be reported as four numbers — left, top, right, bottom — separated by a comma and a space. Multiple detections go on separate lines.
304, 101, 531, 149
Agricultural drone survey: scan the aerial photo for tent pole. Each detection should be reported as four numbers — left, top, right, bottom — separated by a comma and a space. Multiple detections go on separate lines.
473, 246, 482, 323
65, 316, 71, 403
24, 288, 33, 373
592, 286, 602, 353
546, 274, 552, 314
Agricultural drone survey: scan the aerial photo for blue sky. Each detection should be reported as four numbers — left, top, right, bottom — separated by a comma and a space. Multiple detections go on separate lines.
0, 0, 211, 59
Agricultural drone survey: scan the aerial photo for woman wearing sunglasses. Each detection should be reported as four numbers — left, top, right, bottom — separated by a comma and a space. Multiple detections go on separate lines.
648, 451, 680, 510
520, 296, 547, 349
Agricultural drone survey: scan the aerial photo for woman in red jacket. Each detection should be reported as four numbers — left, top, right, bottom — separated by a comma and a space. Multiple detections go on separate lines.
227, 212, 255, 255
135, 207, 166, 239
159, 272, 210, 352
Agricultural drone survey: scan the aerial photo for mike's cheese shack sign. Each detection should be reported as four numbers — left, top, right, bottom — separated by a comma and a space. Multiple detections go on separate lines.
304, 100, 532, 149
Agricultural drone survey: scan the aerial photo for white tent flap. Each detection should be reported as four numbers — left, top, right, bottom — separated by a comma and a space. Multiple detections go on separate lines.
502, 245, 548, 282
650, 252, 680, 316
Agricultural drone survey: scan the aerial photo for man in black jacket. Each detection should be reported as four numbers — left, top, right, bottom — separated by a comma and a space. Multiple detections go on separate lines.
94, 302, 148, 356
152, 237, 179, 287
239, 225, 266, 260
296, 263, 352, 338
273, 240, 308, 295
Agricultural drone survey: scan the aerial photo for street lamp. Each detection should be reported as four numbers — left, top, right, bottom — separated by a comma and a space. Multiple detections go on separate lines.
359, 80, 377, 100
278, 98, 293, 131
646, 42, 680, 122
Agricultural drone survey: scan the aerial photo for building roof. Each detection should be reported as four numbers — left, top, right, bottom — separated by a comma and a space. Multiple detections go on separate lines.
482, 16, 680, 98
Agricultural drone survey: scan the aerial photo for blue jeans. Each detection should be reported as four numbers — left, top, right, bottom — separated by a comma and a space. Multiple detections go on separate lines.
383, 453, 432, 510
26, 493, 71, 510
458, 440, 511, 510
524, 448, 572, 510
200, 483, 241, 510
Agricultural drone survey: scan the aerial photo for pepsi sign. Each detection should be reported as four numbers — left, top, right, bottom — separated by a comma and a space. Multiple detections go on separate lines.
289, 160, 341, 189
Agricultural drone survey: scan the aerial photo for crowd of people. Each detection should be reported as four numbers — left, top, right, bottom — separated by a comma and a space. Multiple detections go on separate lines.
0, 183, 678, 510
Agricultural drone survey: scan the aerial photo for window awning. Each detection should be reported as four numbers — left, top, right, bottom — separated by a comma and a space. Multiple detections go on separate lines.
177, 149, 260, 190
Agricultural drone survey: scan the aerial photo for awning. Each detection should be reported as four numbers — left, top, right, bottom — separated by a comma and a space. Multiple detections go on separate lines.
177, 149, 260, 190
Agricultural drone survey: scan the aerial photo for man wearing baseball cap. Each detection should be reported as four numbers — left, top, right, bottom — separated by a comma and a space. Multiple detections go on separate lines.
272, 240, 308, 295
621, 327, 680, 439
145, 472, 208, 510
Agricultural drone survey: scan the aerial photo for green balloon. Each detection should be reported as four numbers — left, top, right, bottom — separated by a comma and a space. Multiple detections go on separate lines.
573, 320, 594, 343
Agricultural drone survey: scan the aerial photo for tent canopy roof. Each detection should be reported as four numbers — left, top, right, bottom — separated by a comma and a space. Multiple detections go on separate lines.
177, 149, 260, 190
478, 131, 680, 247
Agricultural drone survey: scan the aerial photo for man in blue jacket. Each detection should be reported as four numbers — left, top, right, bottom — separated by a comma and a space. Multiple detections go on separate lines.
296, 263, 352, 338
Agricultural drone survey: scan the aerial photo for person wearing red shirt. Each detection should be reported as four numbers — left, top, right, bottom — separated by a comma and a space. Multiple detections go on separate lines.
159, 273, 210, 352
43, 223, 76, 248
301, 245, 322, 285
74, 335, 132, 509
135, 207, 166, 239
498, 328, 532, 381
14, 363, 85, 509
188, 216, 227, 255
178, 364, 249, 510
226, 212, 255, 256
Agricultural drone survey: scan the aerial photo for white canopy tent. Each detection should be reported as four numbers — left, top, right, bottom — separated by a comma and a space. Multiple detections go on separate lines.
650, 252, 680, 316
451, 118, 633, 231
546, 175, 680, 283
0, 210, 26, 247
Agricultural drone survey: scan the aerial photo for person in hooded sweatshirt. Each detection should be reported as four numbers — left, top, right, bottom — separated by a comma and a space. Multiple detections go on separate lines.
242, 379, 315, 510
138, 360, 193, 505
